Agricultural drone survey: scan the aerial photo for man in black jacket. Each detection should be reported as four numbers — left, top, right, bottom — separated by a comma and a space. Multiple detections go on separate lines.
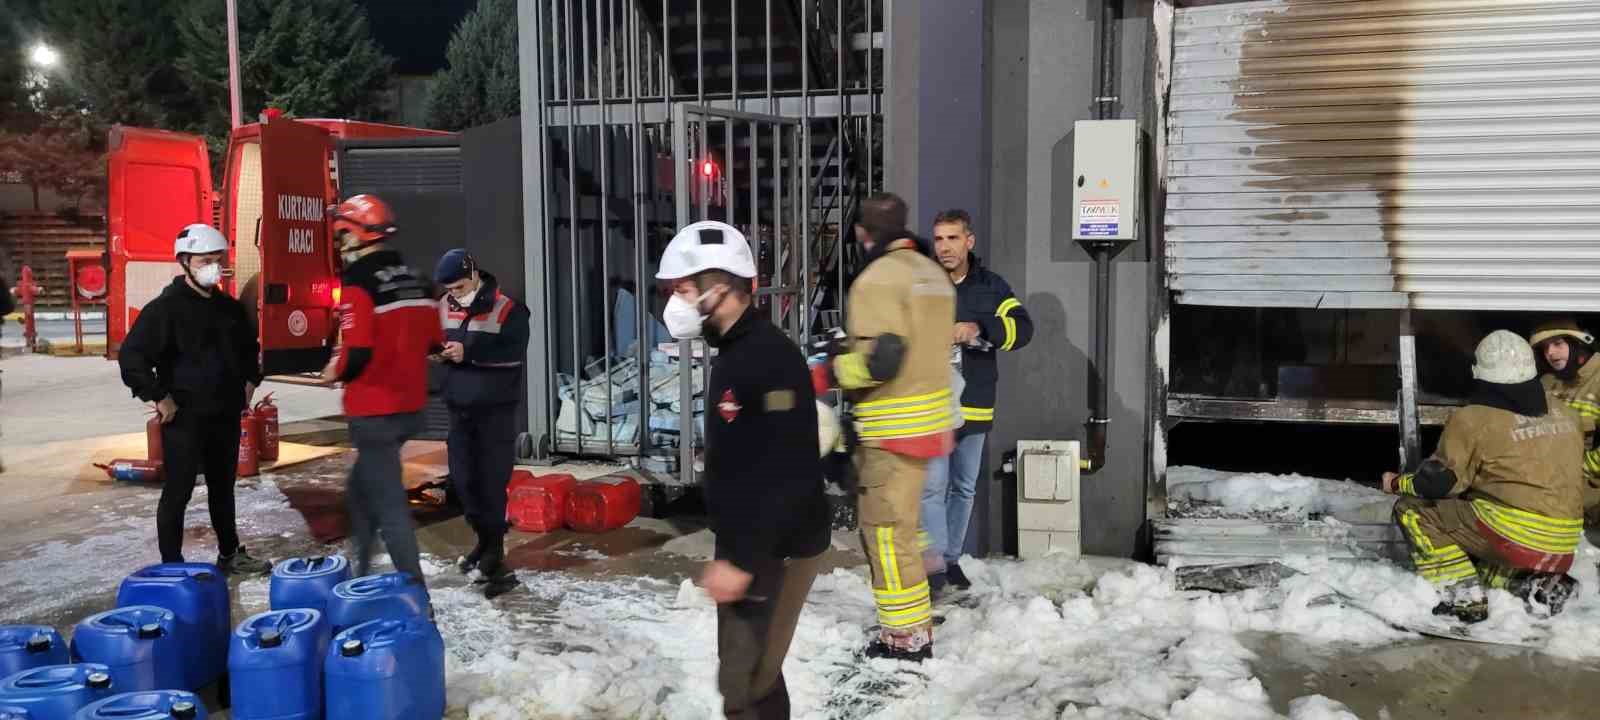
119, 224, 271, 574
657, 220, 829, 719
923, 209, 1033, 594
432, 248, 531, 598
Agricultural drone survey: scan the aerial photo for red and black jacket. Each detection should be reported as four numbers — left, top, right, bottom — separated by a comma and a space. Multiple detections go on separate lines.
335, 250, 444, 417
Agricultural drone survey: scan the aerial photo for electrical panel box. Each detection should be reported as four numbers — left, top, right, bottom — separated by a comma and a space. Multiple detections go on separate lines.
1070, 120, 1141, 243
1015, 440, 1082, 559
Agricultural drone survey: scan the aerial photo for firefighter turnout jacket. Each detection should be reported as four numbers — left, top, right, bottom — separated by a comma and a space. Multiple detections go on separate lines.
335, 250, 444, 417
1542, 358, 1600, 521
1395, 398, 1585, 571
438, 272, 531, 408
703, 307, 831, 574
953, 254, 1032, 435
834, 241, 958, 457
120, 277, 264, 415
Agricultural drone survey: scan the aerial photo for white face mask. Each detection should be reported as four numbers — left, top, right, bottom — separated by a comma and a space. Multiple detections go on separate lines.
663, 294, 706, 339
452, 289, 478, 309
194, 263, 223, 287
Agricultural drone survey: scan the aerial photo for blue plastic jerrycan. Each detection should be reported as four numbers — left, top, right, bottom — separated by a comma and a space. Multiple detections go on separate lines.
115, 564, 230, 690
270, 557, 351, 616
324, 618, 444, 720
71, 607, 184, 693
0, 627, 69, 680
228, 609, 330, 720
0, 663, 115, 719
74, 690, 205, 720
324, 573, 428, 635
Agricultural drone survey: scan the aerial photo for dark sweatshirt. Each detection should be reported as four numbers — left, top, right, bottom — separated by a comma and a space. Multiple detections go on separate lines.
119, 276, 263, 416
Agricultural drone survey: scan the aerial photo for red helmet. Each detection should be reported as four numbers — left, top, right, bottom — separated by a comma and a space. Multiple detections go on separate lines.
327, 194, 398, 245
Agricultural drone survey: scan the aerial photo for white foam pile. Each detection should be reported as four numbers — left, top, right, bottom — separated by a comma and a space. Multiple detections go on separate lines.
1166, 466, 1394, 520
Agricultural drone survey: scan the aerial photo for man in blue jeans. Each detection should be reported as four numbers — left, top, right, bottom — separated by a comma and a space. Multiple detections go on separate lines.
922, 209, 1033, 594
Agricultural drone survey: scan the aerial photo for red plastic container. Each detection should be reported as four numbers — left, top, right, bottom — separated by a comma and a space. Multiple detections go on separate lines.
507, 472, 577, 533
565, 476, 643, 533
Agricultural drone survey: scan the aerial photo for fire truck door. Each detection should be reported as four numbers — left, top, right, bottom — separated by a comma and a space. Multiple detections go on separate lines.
105, 126, 214, 356
256, 118, 337, 375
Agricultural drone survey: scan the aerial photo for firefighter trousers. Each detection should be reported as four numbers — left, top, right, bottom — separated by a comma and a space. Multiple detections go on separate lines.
717, 553, 823, 720
1393, 497, 1576, 591
855, 447, 934, 636
447, 403, 518, 538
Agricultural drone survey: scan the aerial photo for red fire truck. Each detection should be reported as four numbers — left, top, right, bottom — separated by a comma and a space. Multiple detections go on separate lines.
105, 114, 452, 374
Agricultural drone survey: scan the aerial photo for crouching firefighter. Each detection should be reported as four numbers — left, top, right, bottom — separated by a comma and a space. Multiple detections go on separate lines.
811, 192, 956, 661
433, 249, 531, 598
1381, 330, 1585, 623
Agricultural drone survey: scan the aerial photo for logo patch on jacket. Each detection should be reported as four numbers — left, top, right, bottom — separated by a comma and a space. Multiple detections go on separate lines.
718, 389, 741, 422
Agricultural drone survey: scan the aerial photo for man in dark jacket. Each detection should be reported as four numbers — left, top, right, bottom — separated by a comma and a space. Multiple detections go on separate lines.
658, 220, 829, 719
119, 223, 271, 574
432, 248, 531, 598
922, 209, 1033, 594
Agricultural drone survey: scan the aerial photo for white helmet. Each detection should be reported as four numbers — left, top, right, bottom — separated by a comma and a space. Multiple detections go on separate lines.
655, 221, 756, 280
1472, 330, 1537, 385
174, 224, 228, 257
816, 400, 841, 457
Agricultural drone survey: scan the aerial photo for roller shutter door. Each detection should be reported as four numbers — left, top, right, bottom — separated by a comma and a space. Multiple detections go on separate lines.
1164, 0, 1600, 311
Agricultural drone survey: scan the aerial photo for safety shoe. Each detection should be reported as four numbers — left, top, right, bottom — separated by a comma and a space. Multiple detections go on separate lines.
458, 535, 486, 574
473, 535, 516, 598
1507, 573, 1580, 617
218, 546, 272, 576
863, 638, 932, 663
946, 563, 973, 590
928, 571, 949, 597
1432, 577, 1489, 624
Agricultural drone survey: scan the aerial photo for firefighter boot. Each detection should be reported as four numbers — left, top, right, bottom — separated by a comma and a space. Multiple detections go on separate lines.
474, 534, 517, 599
1432, 576, 1489, 624
863, 625, 933, 663
1506, 572, 1580, 617
218, 546, 272, 576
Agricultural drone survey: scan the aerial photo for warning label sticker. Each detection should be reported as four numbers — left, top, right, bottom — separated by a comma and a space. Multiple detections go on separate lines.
1078, 200, 1121, 237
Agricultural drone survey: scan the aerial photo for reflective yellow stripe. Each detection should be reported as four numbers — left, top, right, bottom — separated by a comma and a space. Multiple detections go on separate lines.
856, 388, 951, 412
1586, 448, 1600, 476
996, 298, 1021, 318
1568, 399, 1600, 419
858, 408, 954, 429
917, 530, 933, 551
873, 584, 931, 604
962, 406, 995, 421
876, 527, 902, 591
855, 395, 950, 419
858, 415, 954, 439
996, 298, 1022, 351
835, 353, 876, 389
1471, 500, 1582, 554
1397, 473, 1416, 496
875, 581, 932, 628
1398, 507, 1438, 555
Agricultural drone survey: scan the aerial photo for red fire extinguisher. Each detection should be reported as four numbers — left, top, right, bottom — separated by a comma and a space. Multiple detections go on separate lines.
146, 412, 164, 463
95, 459, 164, 483
238, 409, 261, 478
254, 393, 279, 462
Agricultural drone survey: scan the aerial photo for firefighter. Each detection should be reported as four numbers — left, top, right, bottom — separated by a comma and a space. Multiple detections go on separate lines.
921, 208, 1032, 595
321, 195, 443, 592
658, 220, 829, 718
432, 248, 530, 598
812, 192, 956, 661
118, 224, 271, 575
1380, 330, 1584, 623
1530, 317, 1600, 525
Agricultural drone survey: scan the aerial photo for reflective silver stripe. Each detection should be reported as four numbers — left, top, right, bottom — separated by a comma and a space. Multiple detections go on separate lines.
443, 294, 514, 334
374, 298, 438, 314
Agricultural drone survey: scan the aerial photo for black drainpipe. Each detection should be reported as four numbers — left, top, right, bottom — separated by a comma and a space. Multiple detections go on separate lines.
1080, 0, 1125, 476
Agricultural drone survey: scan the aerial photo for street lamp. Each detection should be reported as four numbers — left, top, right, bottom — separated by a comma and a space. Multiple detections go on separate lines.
28, 43, 59, 69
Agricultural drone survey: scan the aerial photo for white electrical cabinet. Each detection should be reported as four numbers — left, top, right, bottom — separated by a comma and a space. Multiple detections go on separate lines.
1070, 119, 1141, 244
1015, 440, 1082, 558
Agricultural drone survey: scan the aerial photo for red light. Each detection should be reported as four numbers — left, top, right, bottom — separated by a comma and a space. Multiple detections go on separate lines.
331, 285, 342, 306
701, 160, 716, 177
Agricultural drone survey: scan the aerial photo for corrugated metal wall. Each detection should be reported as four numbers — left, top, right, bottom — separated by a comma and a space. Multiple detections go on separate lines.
1164, 0, 1600, 311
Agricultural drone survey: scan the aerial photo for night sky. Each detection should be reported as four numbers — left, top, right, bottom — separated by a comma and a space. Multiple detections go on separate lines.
360, 0, 478, 76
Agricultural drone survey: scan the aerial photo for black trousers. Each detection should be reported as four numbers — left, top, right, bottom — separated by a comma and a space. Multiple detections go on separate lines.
158, 409, 241, 563
447, 403, 518, 537
717, 553, 824, 720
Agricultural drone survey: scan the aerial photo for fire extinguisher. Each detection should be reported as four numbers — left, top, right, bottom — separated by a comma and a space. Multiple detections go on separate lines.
95, 459, 164, 483
238, 409, 261, 478
254, 393, 279, 462
146, 412, 164, 463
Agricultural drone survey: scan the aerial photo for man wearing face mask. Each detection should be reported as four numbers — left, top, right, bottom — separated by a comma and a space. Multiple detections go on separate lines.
432, 248, 530, 598
119, 223, 272, 574
658, 221, 829, 718
321, 194, 444, 593
810, 192, 956, 662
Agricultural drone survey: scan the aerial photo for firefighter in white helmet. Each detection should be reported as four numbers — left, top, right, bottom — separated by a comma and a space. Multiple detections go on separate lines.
1380, 330, 1585, 622
658, 220, 829, 719
118, 223, 271, 575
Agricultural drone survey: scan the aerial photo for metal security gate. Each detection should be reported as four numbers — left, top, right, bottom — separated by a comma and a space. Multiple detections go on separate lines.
1164, 0, 1600, 312
670, 104, 809, 483
517, 0, 884, 481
